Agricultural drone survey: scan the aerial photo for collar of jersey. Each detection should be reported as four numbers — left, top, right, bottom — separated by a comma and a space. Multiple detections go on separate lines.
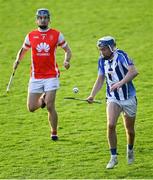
38, 27, 50, 32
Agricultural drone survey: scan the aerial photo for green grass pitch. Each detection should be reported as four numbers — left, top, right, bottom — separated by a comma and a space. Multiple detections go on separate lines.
0, 0, 153, 178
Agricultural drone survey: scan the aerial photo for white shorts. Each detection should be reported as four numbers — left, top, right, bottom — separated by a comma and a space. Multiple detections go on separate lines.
107, 96, 137, 117
28, 77, 60, 93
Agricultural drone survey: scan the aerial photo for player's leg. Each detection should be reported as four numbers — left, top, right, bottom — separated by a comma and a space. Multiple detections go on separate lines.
27, 93, 43, 112
122, 97, 137, 164
106, 101, 122, 169
107, 102, 121, 152
123, 115, 135, 148
43, 77, 59, 140
123, 115, 135, 164
45, 90, 58, 140
27, 78, 44, 112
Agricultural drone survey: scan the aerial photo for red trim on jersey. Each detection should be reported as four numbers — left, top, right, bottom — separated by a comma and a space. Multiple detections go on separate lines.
28, 28, 61, 79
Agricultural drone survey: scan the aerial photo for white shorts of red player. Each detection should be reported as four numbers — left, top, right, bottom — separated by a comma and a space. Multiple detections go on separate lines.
28, 77, 59, 93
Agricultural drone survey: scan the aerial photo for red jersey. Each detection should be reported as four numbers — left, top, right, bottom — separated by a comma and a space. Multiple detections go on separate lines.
23, 28, 66, 79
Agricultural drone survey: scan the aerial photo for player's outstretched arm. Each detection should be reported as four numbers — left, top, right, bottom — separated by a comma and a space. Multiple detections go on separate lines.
87, 74, 105, 103
13, 47, 28, 70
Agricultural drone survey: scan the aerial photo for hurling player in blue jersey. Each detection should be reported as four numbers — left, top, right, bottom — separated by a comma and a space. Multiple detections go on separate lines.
87, 36, 138, 169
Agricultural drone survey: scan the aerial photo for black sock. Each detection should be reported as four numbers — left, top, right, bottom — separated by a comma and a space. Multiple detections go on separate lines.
110, 148, 117, 155
128, 144, 133, 150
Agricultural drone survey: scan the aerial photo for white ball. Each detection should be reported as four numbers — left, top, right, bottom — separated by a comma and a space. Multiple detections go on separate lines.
73, 87, 79, 93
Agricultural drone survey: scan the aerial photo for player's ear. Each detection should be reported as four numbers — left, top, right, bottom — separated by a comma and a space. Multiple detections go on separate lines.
35, 19, 38, 25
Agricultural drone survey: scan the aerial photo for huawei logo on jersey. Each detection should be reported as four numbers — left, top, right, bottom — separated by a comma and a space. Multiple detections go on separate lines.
36, 42, 50, 52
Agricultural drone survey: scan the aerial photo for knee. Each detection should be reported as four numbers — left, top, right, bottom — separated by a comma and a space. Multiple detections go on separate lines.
108, 123, 116, 131
27, 105, 36, 112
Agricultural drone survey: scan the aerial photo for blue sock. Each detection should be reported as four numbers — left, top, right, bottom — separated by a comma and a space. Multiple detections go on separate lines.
110, 148, 117, 155
128, 144, 133, 150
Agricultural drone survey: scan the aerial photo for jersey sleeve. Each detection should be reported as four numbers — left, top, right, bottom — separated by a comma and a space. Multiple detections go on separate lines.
57, 32, 67, 48
98, 58, 105, 75
118, 50, 134, 68
22, 34, 31, 49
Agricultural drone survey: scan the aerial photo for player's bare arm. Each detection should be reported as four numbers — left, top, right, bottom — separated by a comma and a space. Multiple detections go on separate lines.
87, 74, 105, 103
110, 65, 138, 92
13, 47, 28, 70
63, 44, 72, 69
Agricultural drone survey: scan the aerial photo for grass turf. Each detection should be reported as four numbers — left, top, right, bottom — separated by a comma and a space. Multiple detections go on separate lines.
0, 0, 153, 178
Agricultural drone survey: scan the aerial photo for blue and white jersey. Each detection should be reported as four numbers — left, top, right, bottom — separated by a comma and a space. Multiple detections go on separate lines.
98, 49, 136, 100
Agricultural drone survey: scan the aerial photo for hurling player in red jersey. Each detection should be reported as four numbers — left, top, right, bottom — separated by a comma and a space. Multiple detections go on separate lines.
13, 8, 72, 141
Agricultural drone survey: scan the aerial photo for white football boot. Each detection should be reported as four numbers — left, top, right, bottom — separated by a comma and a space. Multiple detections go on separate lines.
106, 155, 118, 169
127, 147, 134, 164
